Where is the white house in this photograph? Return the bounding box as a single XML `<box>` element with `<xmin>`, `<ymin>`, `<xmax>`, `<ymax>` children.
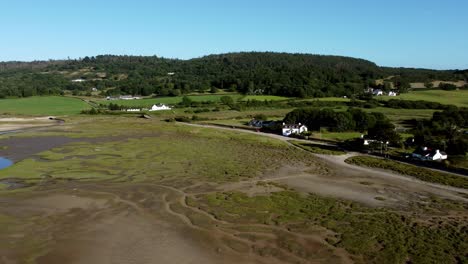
<box><xmin>149</xmin><ymin>104</ymin><xmax>171</xmax><ymax>111</ymax></box>
<box><xmin>388</xmin><ymin>91</ymin><xmax>398</xmax><ymax>96</ymax></box>
<box><xmin>282</xmin><ymin>123</ymin><xmax>307</xmax><ymax>137</ymax></box>
<box><xmin>71</xmin><ymin>78</ymin><xmax>86</xmax><ymax>83</ymax></box>
<box><xmin>412</xmin><ymin>147</ymin><xmax>448</xmax><ymax>161</ymax></box>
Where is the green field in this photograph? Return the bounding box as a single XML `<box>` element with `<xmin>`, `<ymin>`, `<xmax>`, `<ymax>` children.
<box><xmin>304</xmin><ymin>97</ymin><xmax>352</xmax><ymax>102</ymax></box>
<box><xmin>97</xmin><ymin>94</ymin><xmax>246</xmax><ymax>107</ymax></box>
<box><xmin>0</xmin><ymin>96</ymin><xmax>90</xmax><ymax>116</ymax></box>
<box><xmin>240</xmin><ymin>95</ymin><xmax>290</xmax><ymax>101</ymax></box>
<box><xmin>380</xmin><ymin>90</ymin><xmax>468</xmax><ymax>107</ymax></box>
<box><xmin>310</xmin><ymin>131</ymin><xmax>362</xmax><ymax>141</ymax></box>
<box><xmin>363</xmin><ymin>107</ymin><xmax>436</xmax><ymax>122</ymax></box>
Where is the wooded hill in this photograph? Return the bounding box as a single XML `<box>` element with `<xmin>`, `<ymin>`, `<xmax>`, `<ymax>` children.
<box><xmin>0</xmin><ymin>52</ymin><xmax>466</xmax><ymax>98</ymax></box>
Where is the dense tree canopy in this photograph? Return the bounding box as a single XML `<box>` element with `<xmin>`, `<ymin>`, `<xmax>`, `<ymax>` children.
<box><xmin>283</xmin><ymin>108</ymin><xmax>385</xmax><ymax>133</ymax></box>
<box><xmin>0</xmin><ymin>52</ymin><xmax>466</xmax><ymax>98</ymax></box>
<box><xmin>413</xmin><ymin>107</ymin><xmax>468</xmax><ymax>155</ymax></box>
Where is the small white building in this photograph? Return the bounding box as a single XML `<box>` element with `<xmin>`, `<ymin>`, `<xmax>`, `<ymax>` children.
<box><xmin>126</xmin><ymin>108</ymin><xmax>141</xmax><ymax>112</ymax></box>
<box><xmin>282</xmin><ymin>123</ymin><xmax>307</xmax><ymax>137</ymax></box>
<box><xmin>71</xmin><ymin>78</ymin><xmax>86</xmax><ymax>83</ymax></box>
<box><xmin>149</xmin><ymin>104</ymin><xmax>172</xmax><ymax>111</ymax></box>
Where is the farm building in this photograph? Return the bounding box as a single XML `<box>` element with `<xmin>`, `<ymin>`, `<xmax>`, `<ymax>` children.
<box><xmin>411</xmin><ymin>147</ymin><xmax>448</xmax><ymax>161</ymax></box>
<box><xmin>149</xmin><ymin>104</ymin><xmax>171</xmax><ymax>111</ymax></box>
<box><xmin>282</xmin><ymin>123</ymin><xmax>307</xmax><ymax>137</ymax></box>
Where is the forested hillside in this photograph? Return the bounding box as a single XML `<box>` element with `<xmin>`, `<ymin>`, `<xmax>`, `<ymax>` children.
<box><xmin>1</xmin><ymin>52</ymin><xmax>466</xmax><ymax>98</ymax></box>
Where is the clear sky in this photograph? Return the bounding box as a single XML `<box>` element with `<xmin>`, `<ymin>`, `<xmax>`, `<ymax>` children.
<box><xmin>1</xmin><ymin>0</ymin><xmax>467</xmax><ymax>69</ymax></box>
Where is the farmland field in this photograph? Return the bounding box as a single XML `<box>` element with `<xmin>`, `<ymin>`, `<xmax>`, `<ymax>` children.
<box><xmin>363</xmin><ymin>107</ymin><xmax>436</xmax><ymax>122</ymax></box>
<box><xmin>380</xmin><ymin>90</ymin><xmax>468</xmax><ymax>107</ymax></box>
<box><xmin>0</xmin><ymin>96</ymin><xmax>90</xmax><ymax>116</ymax></box>
<box><xmin>240</xmin><ymin>95</ymin><xmax>290</xmax><ymax>101</ymax></box>
<box><xmin>96</xmin><ymin>94</ymin><xmax>243</xmax><ymax>107</ymax></box>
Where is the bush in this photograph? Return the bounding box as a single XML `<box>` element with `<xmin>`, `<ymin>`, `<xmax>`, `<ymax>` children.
<box><xmin>439</xmin><ymin>82</ymin><xmax>457</xmax><ymax>91</ymax></box>
<box><xmin>174</xmin><ymin>116</ymin><xmax>191</xmax><ymax>122</ymax></box>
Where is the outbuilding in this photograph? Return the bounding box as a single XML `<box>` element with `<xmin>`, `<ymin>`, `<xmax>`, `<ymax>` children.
<box><xmin>282</xmin><ymin>123</ymin><xmax>307</xmax><ymax>137</ymax></box>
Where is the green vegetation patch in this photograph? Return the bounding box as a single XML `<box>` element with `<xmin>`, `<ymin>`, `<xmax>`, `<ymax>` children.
<box><xmin>290</xmin><ymin>141</ymin><xmax>346</xmax><ymax>155</ymax></box>
<box><xmin>345</xmin><ymin>156</ymin><xmax>468</xmax><ymax>189</ymax></box>
<box><xmin>192</xmin><ymin>191</ymin><xmax>467</xmax><ymax>264</ymax></box>
<box><xmin>240</xmin><ymin>95</ymin><xmax>290</xmax><ymax>101</ymax></box>
<box><xmin>0</xmin><ymin>96</ymin><xmax>90</xmax><ymax>116</ymax></box>
<box><xmin>0</xmin><ymin>118</ymin><xmax>321</xmax><ymax>184</ymax></box>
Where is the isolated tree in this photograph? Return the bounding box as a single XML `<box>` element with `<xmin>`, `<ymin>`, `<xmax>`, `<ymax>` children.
<box><xmin>220</xmin><ymin>96</ymin><xmax>234</xmax><ymax>106</ymax></box>
<box><xmin>181</xmin><ymin>96</ymin><xmax>192</xmax><ymax>107</ymax></box>
<box><xmin>368</xmin><ymin>120</ymin><xmax>401</xmax><ymax>144</ymax></box>
<box><xmin>424</xmin><ymin>82</ymin><xmax>434</xmax><ymax>89</ymax></box>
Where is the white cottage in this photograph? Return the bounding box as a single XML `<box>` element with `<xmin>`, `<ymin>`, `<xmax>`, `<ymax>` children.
<box><xmin>282</xmin><ymin>123</ymin><xmax>308</xmax><ymax>137</ymax></box>
<box><xmin>149</xmin><ymin>104</ymin><xmax>171</xmax><ymax>111</ymax></box>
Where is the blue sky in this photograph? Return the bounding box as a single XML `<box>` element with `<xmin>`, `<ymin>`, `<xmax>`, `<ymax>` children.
<box><xmin>0</xmin><ymin>0</ymin><xmax>467</xmax><ymax>69</ymax></box>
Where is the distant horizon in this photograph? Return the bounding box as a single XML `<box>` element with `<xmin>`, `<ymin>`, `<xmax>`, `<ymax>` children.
<box><xmin>1</xmin><ymin>0</ymin><xmax>467</xmax><ymax>70</ymax></box>
<box><xmin>1</xmin><ymin>51</ymin><xmax>466</xmax><ymax>71</ymax></box>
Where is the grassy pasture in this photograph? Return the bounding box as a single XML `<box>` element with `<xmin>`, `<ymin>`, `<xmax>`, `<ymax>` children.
<box><xmin>380</xmin><ymin>90</ymin><xmax>468</xmax><ymax>108</ymax></box>
<box><xmin>240</xmin><ymin>95</ymin><xmax>290</xmax><ymax>101</ymax></box>
<box><xmin>362</xmin><ymin>107</ymin><xmax>436</xmax><ymax>123</ymax></box>
<box><xmin>0</xmin><ymin>96</ymin><xmax>90</xmax><ymax>116</ymax></box>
